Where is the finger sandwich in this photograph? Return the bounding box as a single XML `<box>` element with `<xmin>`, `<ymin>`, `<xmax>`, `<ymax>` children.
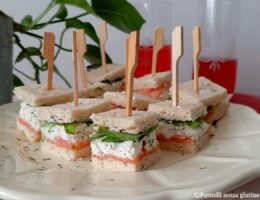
<box><xmin>148</xmin><ymin>96</ymin><xmax>211</xmax><ymax>154</ymax></box>
<box><xmin>179</xmin><ymin>76</ymin><xmax>229</xmax><ymax>124</ymax></box>
<box><xmin>14</xmin><ymin>84</ymin><xmax>73</xmax><ymax>142</ymax></box>
<box><xmin>37</xmin><ymin>98</ymin><xmax>110</xmax><ymax>161</ymax></box>
<box><xmin>133</xmin><ymin>71</ymin><xmax>171</xmax><ymax>100</ymax></box>
<box><xmin>90</xmin><ymin>108</ymin><xmax>160</xmax><ymax>172</ymax></box>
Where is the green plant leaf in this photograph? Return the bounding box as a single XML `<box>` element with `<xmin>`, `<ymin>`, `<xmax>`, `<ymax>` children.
<box><xmin>65</xmin><ymin>19</ymin><xmax>99</xmax><ymax>44</ymax></box>
<box><xmin>55</xmin><ymin>5</ymin><xmax>68</xmax><ymax>19</ymax></box>
<box><xmin>54</xmin><ymin>0</ymin><xmax>94</xmax><ymax>14</ymax></box>
<box><xmin>84</xmin><ymin>44</ymin><xmax>112</xmax><ymax>64</ymax></box>
<box><xmin>20</xmin><ymin>15</ymin><xmax>33</xmax><ymax>27</ymax></box>
<box><xmin>15</xmin><ymin>47</ymin><xmax>42</xmax><ymax>63</ymax></box>
<box><xmin>12</xmin><ymin>74</ymin><xmax>24</xmax><ymax>90</ymax></box>
<box><xmin>91</xmin><ymin>0</ymin><xmax>145</xmax><ymax>33</ymax></box>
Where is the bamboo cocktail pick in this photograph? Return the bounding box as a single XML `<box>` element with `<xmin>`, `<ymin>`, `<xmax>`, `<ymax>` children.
<box><xmin>43</xmin><ymin>32</ymin><xmax>55</xmax><ymax>90</ymax></box>
<box><xmin>72</xmin><ymin>31</ymin><xmax>79</xmax><ymax>107</ymax></box>
<box><xmin>152</xmin><ymin>27</ymin><xmax>164</xmax><ymax>76</ymax></box>
<box><xmin>99</xmin><ymin>20</ymin><xmax>108</xmax><ymax>72</ymax></box>
<box><xmin>125</xmin><ymin>37</ymin><xmax>130</xmax><ymax>91</ymax></box>
<box><xmin>171</xmin><ymin>26</ymin><xmax>183</xmax><ymax>107</ymax></box>
<box><xmin>76</xmin><ymin>29</ymin><xmax>88</xmax><ymax>88</ymax></box>
<box><xmin>193</xmin><ymin>26</ymin><xmax>201</xmax><ymax>93</ymax></box>
<box><xmin>126</xmin><ymin>31</ymin><xmax>139</xmax><ymax>117</ymax></box>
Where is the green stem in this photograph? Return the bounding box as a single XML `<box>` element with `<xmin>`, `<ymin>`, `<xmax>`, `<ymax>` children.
<box><xmin>13</xmin><ymin>67</ymin><xmax>35</xmax><ymax>81</ymax></box>
<box><xmin>30</xmin><ymin>0</ymin><xmax>55</xmax><ymax>28</ymax></box>
<box><xmin>54</xmin><ymin>66</ymin><xmax>71</xmax><ymax>88</ymax></box>
<box><xmin>34</xmin><ymin>12</ymin><xmax>88</xmax><ymax>28</ymax></box>
<box><xmin>54</xmin><ymin>28</ymin><xmax>67</xmax><ymax>60</ymax></box>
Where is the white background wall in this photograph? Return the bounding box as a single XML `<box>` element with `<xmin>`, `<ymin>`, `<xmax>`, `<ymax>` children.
<box><xmin>1</xmin><ymin>0</ymin><xmax>260</xmax><ymax>96</ymax></box>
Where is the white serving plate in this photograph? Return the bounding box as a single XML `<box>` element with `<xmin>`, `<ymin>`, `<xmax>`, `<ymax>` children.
<box><xmin>0</xmin><ymin>103</ymin><xmax>260</xmax><ymax>200</ymax></box>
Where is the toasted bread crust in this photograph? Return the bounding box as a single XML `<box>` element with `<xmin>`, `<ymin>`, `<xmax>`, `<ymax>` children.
<box><xmin>17</xmin><ymin>119</ymin><xmax>41</xmax><ymax>142</ymax></box>
<box><xmin>91</xmin><ymin>149</ymin><xmax>161</xmax><ymax>172</ymax></box>
<box><xmin>158</xmin><ymin>128</ymin><xmax>212</xmax><ymax>154</ymax></box>
<box><xmin>42</xmin><ymin>140</ymin><xmax>91</xmax><ymax>161</ymax></box>
<box><xmin>14</xmin><ymin>84</ymin><xmax>73</xmax><ymax>106</ymax></box>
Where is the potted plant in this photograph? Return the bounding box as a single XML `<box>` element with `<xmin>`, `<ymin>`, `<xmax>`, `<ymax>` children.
<box><xmin>0</xmin><ymin>0</ymin><xmax>145</xmax><ymax>105</ymax></box>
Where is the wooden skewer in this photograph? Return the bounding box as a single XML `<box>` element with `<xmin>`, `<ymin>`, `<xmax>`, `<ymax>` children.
<box><xmin>151</xmin><ymin>27</ymin><xmax>164</xmax><ymax>76</ymax></box>
<box><xmin>193</xmin><ymin>26</ymin><xmax>201</xmax><ymax>93</ymax></box>
<box><xmin>99</xmin><ymin>20</ymin><xmax>108</xmax><ymax>72</ymax></box>
<box><xmin>171</xmin><ymin>26</ymin><xmax>183</xmax><ymax>107</ymax></box>
<box><xmin>76</xmin><ymin>29</ymin><xmax>88</xmax><ymax>88</ymax></box>
<box><xmin>72</xmin><ymin>31</ymin><xmax>78</xmax><ymax>107</ymax></box>
<box><xmin>43</xmin><ymin>32</ymin><xmax>55</xmax><ymax>90</ymax></box>
<box><xmin>125</xmin><ymin>37</ymin><xmax>130</xmax><ymax>92</ymax></box>
<box><xmin>126</xmin><ymin>31</ymin><xmax>139</xmax><ymax>117</ymax></box>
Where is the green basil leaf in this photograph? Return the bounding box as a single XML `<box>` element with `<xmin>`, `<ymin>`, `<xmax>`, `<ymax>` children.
<box><xmin>64</xmin><ymin>123</ymin><xmax>77</xmax><ymax>134</ymax></box>
<box><xmin>55</xmin><ymin>5</ymin><xmax>68</xmax><ymax>19</ymax></box>
<box><xmin>66</xmin><ymin>19</ymin><xmax>99</xmax><ymax>44</ymax></box>
<box><xmin>84</xmin><ymin>44</ymin><xmax>112</xmax><ymax>64</ymax></box>
<box><xmin>15</xmin><ymin>47</ymin><xmax>42</xmax><ymax>63</ymax></box>
<box><xmin>54</xmin><ymin>0</ymin><xmax>95</xmax><ymax>14</ymax></box>
<box><xmin>20</xmin><ymin>15</ymin><xmax>33</xmax><ymax>27</ymax></box>
<box><xmin>91</xmin><ymin>0</ymin><xmax>145</xmax><ymax>33</ymax></box>
<box><xmin>90</xmin><ymin>125</ymin><xmax>158</xmax><ymax>142</ymax></box>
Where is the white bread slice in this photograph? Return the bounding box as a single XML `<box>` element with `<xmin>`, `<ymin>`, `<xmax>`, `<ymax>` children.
<box><xmin>87</xmin><ymin>64</ymin><xmax>125</xmax><ymax>83</ymax></box>
<box><xmin>37</xmin><ymin>98</ymin><xmax>110</xmax><ymax>123</ymax></box>
<box><xmin>179</xmin><ymin>76</ymin><xmax>227</xmax><ymax>106</ymax></box>
<box><xmin>17</xmin><ymin>118</ymin><xmax>41</xmax><ymax>142</ymax></box>
<box><xmin>148</xmin><ymin>98</ymin><xmax>206</xmax><ymax>121</ymax></box>
<box><xmin>14</xmin><ymin>84</ymin><xmax>73</xmax><ymax>106</ymax></box>
<box><xmin>78</xmin><ymin>84</ymin><xmax>104</xmax><ymax>98</ymax></box>
<box><xmin>205</xmin><ymin>101</ymin><xmax>230</xmax><ymax>124</ymax></box>
<box><xmin>42</xmin><ymin>140</ymin><xmax>91</xmax><ymax>161</ymax></box>
<box><xmin>133</xmin><ymin>71</ymin><xmax>171</xmax><ymax>90</ymax></box>
<box><xmin>90</xmin><ymin>108</ymin><xmax>158</xmax><ymax>134</ymax></box>
<box><xmin>104</xmin><ymin>91</ymin><xmax>159</xmax><ymax>111</ymax></box>
<box><xmin>159</xmin><ymin>127</ymin><xmax>212</xmax><ymax>153</ymax></box>
<box><xmin>91</xmin><ymin>148</ymin><xmax>160</xmax><ymax>172</ymax></box>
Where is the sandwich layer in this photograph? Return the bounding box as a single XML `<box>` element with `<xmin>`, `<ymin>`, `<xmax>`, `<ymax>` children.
<box><xmin>17</xmin><ymin>118</ymin><xmax>41</xmax><ymax>142</ymax></box>
<box><xmin>14</xmin><ymin>84</ymin><xmax>73</xmax><ymax>106</ymax></box>
<box><xmin>19</xmin><ymin>102</ymin><xmax>40</xmax><ymax>130</ymax></box>
<box><xmin>91</xmin><ymin>108</ymin><xmax>158</xmax><ymax>134</ymax></box>
<box><xmin>203</xmin><ymin>101</ymin><xmax>230</xmax><ymax>124</ymax></box>
<box><xmin>134</xmin><ymin>71</ymin><xmax>171</xmax><ymax>90</ymax></box>
<box><xmin>42</xmin><ymin>140</ymin><xmax>91</xmax><ymax>161</ymax></box>
<box><xmin>37</xmin><ymin>98</ymin><xmax>110</xmax><ymax>123</ymax></box>
<box><xmin>78</xmin><ymin>84</ymin><xmax>105</xmax><ymax>98</ymax></box>
<box><xmin>179</xmin><ymin>76</ymin><xmax>227</xmax><ymax>107</ymax></box>
<box><xmin>158</xmin><ymin>128</ymin><xmax>212</xmax><ymax>153</ymax></box>
<box><xmin>104</xmin><ymin>91</ymin><xmax>158</xmax><ymax>111</ymax></box>
<box><xmin>92</xmin><ymin>148</ymin><xmax>160</xmax><ymax>172</ymax></box>
<box><xmin>148</xmin><ymin>99</ymin><xmax>206</xmax><ymax>121</ymax></box>
<box><xmin>87</xmin><ymin>64</ymin><xmax>125</xmax><ymax>83</ymax></box>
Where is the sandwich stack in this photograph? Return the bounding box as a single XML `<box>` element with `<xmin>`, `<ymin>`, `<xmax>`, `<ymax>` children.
<box><xmin>89</xmin><ymin>31</ymin><xmax>161</xmax><ymax>172</ymax></box>
<box><xmin>14</xmin><ymin>32</ymin><xmax>73</xmax><ymax>142</ymax></box>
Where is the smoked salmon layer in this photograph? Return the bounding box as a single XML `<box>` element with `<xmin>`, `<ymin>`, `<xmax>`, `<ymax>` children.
<box><xmin>17</xmin><ymin>102</ymin><xmax>41</xmax><ymax>142</ymax></box>
<box><xmin>41</xmin><ymin>121</ymin><xmax>93</xmax><ymax>161</ymax></box>
<box><xmin>156</xmin><ymin>118</ymin><xmax>211</xmax><ymax>154</ymax></box>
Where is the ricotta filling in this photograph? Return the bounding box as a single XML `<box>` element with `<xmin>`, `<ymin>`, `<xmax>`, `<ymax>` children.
<box><xmin>157</xmin><ymin>120</ymin><xmax>209</xmax><ymax>141</ymax></box>
<box><xmin>19</xmin><ymin>102</ymin><xmax>40</xmax><ymax>130</ymax></box>
<box><xmin>41</xmin><ymin>123</ymin><xmax>93</xmax><ymax>143</ymax></box>
<box><xmin>91</xmin><ymin>131</ymin><xmax>158</xmax><ymax>160</ymax></box>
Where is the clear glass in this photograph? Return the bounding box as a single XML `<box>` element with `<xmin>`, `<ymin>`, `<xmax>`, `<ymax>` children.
<box><xmin>134</xmin><ymin>0</ymin><xmax>173</xmax><ymax>77</ymax></box>
<box><xmin>198</xmin><ymin>0</ymin><xmax>241</xmax><ymax>93</ymax></box>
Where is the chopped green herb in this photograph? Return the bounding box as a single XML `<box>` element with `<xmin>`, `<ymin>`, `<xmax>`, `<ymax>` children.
<box><xmin>90</xmin><ymin>125</ymin><xmax>158</xmax><ymax>143</ymax></box>
<box><xmin>159</xmin><ymin>118</ymin><xmax>203</xmax><ymax>129</ymax></box>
